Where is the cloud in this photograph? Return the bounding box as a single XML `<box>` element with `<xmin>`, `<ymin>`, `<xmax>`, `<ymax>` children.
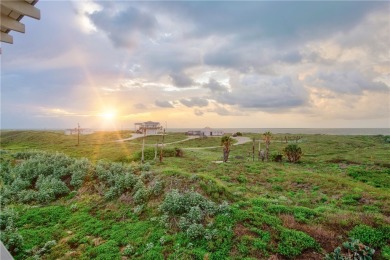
<box><xmin>306</xmin><ymin>70</ymin><xmax>388</xmax><ymax>95</ymax></box>
<box><xmin>88</xmin><ymin>6</ymin><xmax>157</xmax><ymax>48</ymax></box>
<box><xmin>213</xmin><ymin>74</ymin><xmax>307</xmax><ymax>110</ymax></box>
<box><xmin>1</xmin><ymin>1</ymin><xmax>389</xmax><ymax>128</ymax></box>
<box><xmin>180</xmin><ymin>97</ymin><xmax>209</xmax><ymax>107</ymax></box>
<box><xmin>203</xmin><ymin>78</ymin><xmax>228</xmax><ymax>92</ymax></box>
<box><xmin>170</xmin><ymin>72</ymin><xmax>195</xmax><ymax>88</ymax></box>
<box><xmin>155</xmin><ymin>100</ymin><xmax>174</xmax><ymax>108</ymax></box>
<box><xmin>194</xmin><ymin>109</ymin><xmax>204</xmax><ymax>116</ymax></box>
<box><xmin>134</xmin><ymin>103</ymin><xmax>147</xmax><ymax>110</ymax></box>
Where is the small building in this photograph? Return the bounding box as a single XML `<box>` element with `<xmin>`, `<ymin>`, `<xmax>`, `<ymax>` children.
<box><xmin>186</xmin><ymin>127</ymin><xmax>224</xmax><ymax>136</ymax></box>
<box><xmin>135</xmin><ymin>121</ymin><xmax>162</xmax><ymax>135</ymax></box>
<box><xmin>202</xmin><ymin>127</ymin><xmax>224</xmax><ymax>136</ymax></box>
<box><xmin>186</xmin><ymin>130</ymin><xmax>202</xmax><ymax>136</ymax></box>
<box><xmin>64</xmin><ymin>128</ymin><xmax>94</xmax><ymax>135</ymax></box>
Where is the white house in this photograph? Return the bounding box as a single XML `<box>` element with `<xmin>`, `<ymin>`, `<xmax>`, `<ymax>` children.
<box><xmin>186</xmin><ymin>127</ymin><xmax>224</xmax><ymax>136</ymax></box>
<box><xmin>135</xmin><ymin>121</ymin><xmax>162</xmax><ymax>136</ymax></box>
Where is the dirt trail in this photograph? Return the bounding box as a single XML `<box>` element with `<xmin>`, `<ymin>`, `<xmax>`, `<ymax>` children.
<box><xmin>115</xmin><ymin>135</ymin><xmax>252</xmax><ymax>149</ymax></box>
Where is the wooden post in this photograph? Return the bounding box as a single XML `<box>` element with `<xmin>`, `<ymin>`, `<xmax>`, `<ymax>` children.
<box><xmin>154</xmin><ymin>139</ymin><xmax>158</xmax><ymax>161</ymax></box>
<box><xmin>252</xmin><ymin>137</ymin><xmax>255</xmax><ymax>162</ymax></box>
<box><xmin>141</xmin><ymin>128</ymin><xmax>146</xmax><ymax>164</ymax></box>
<box><xmin>159</xmin><ymin>128</ymin><xmax>165</xmax><ymax>162</ymax></box>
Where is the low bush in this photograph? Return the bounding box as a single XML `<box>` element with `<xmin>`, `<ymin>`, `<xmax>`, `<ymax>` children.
<box><xmin>33</xmin><ymin>240</ymin><xmax>57</xmax><ymax>258</ymax></box>
<box><xmin>349</xmin><ymin>224</ymin><xmax>389</xmax><ymax>248</ymax></box>
<box><xmin>277</xmin><ymin>229</ymin><xmax>318</xmax><ymax>257</ymax></box>
<box><xmin>283</xmin><ymin>144</ymin><xmax>303</xmax><ymax>163</ymax></box>
<box><xmin>0</xmin><ymin>208</ymin><xmax>24</xmax><ymax>255</ymax></box>
<box><xmin>159</xmin><ymin>189</ymin><xmax>230</xmax><ymax>240</ymax></box>
<box><xmin>270</xmin><ymin>152</ymin><xmax>283</xmax><ymax>162</ymax></box>
<box><xmin>0</xmin><ymin>151</ymin><xmax>90</xmax><ymax>205</ymax></box>
<box><xmin>325</xmin><ymin>238</ymin><xmax>375</xmax><ymax>260</ymax></box>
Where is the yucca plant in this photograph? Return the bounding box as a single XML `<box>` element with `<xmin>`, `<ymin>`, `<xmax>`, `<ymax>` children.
<box><xmin>283</xmin><ymin>144</ymin><xmax>302</xmax><ymax>163</ymax></box>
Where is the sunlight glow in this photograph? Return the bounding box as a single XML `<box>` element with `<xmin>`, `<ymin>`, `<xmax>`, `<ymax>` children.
<box><xmin>100</xmin><ymin>109</ymin><xmax>117</xmax><ymax>120</ymax></box>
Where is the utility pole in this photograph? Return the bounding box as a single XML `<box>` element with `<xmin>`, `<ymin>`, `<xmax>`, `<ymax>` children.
<box><xmin>77</xmin><ymin>123</ymin><xmax>80</xmax><ymax>146</ymax></box>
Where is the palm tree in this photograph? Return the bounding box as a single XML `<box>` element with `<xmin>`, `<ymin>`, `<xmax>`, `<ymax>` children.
<box><xmin>262</xmin><ymin>131</ymin><xmax>272</xmax><ymax>161</ymax></box>
<box><xmin>221</xmin><ymin>135</ymin><xmax>233</xmax><ymax>162</ymax></box>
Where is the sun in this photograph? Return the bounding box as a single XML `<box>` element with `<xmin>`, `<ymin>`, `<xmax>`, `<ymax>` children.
<box><xmin>100</xmin><ymin>109</ymin><xmax>117</xmax><ymax>120</ymax></box>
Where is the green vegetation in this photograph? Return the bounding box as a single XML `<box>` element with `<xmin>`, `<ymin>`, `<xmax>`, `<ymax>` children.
<box><xmin>325</xmin><ymin>238</ymin><xmax>375</xmax><ymax>260</ymax></box>
<box><xmin>283</xmin><ymin>144</ymin><xmax>303</xmax><ymax>163</ymax></box>
<box><xmin>0</xmin><ymin>130</ymin><xmax>389</xmax><ymax>259</ymax></box>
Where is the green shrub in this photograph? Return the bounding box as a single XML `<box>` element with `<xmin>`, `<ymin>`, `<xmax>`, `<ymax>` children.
<box><xmin>277</xmin><ymin>229</ymin><xmax>318</xmax><ymax>257</ymax></box>
<box><xmin>342</xmin><ymin>193</ymin><xmax>362</xmax><ymax>206</ymax></box>
<box><xmin>95</xmin><ymin>160</ymin><xmax>140</xmax><ymax>200</ymax></box>
<box><xmin>325</xmin><ymin>238</ymin><xmax>375</xmax><ymax>260</ymax></box>
<box><xmin>122</xmin><ymin>244</ymin><xmax>135</xmax><ymax>256</ymax></box>
<box><xmin>0</xmin><ymin>225</ymin><xmax>24</xmax><ymax>255</ymax></box>
<box><xmin>293</xmin><ymin>206</ymin><xmax>317</xmax><ymax>222</ymax></box>
<box><xmin>149</xmin><ymin>179</ymin><xmax>164</xmax><ymax>196</ymax></box>
<box><xmin>159</xmin><ymin>189</ymin><xmax>230</xmax><ymax>240</ymax></box>
<box><xmin>69</xmin><ymin>158</ymin><xmax>91</xmax><ymax>188</ymax></box>
<box><xmin>85</xmin><ymin>240</ymin><xmax>120</xmax><ymax>259</ymax></box>
<box><xmin>267</xmin><ymin>204</ymin><xmax>292</xmax><ymax>215</ymax></box>
<box><xmin>382</xmin><ymin>245</ymin><xmax>390</xmax><ymax>259</ymax></box>
<box><xmin>0</xmin><ymin>208</ymin><xmax>24</xmax><ymax>255</ymax></box>
<box><xmin>133</xmin><ymin>185</ymin><xmax>149</xmax><ymax>205</ymax></box>
<box><xmin>270</xmin><ymin>152</ymin><xmax>283</xmax><ymax>162</ymax></box>
<box><xmin>237</xmin><ymin>175</ymin><xmax>247</xmax><ymax>183</ymax></box>
<box><xmin>347</xmin><ymin>166</ymin><xmax>390</xmax><ymax>188</ymax></box>
<box><xmin>349</xmin><ymin>225</ymin><xmax>389</xmax><ymax>248</ymax></box>
<box><xmin>283</xmin><ymin>144</ymin><xmax>303</xmax><ymax>163</ymax></box>
<box><xmin>2</xmin><ymin>151</ymin><xmax>90</xmax><ymax>205</ymax></box>
<box><xmin>33</xmin><ymin>240</ymin><xmax>57</xmax><ymax>258</ymax></box>
<box><xmin>186</xmin><ymin>223</ymin><xmax>205</xmax><ymax>239</ymax></box>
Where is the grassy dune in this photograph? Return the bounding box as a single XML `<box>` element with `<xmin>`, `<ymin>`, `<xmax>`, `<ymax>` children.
<box><xmin>0</xmin><ymin>130</ymin><xmax>389</xmax><ymax>259</ymax></box>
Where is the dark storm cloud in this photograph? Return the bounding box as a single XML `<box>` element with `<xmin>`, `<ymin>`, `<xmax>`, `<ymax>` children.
<box><xmin>155</xmin><ymin>100</ymin><xmax>174</xmax><ymax>108</ymax></box>
<box><xmin>180</xmin><ymin>97</ymin><xmax>209</xmax><ymax>107</ymax></box>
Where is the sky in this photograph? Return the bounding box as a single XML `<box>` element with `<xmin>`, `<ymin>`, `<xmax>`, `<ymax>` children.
<box><xmin>1</xmin><ymin>0</ymin><xmax>389</xmax><ymax>129</ymax></box>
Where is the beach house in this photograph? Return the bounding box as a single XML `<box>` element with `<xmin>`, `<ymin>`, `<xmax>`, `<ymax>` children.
<box><xmin>135</xmin><ymin>121</ymin><xmax>162</xmax><ymax>135</ymax></box>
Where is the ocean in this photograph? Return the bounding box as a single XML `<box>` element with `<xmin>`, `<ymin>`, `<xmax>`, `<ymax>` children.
<box><xmin>167</xmin><ymin>128</ymin><xmax>390</xmax><ymax>135</ymax></box>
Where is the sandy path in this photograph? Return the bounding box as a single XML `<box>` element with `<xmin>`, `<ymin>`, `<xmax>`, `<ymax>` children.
<box><xmin>182</xmin><ymin>136</ymin><xmax>252</xmax><ymax>150</ymax></box>
<box><xmin>116</xmin><ymin>135</ymin><xmax>252</xmax><ymax>149</ymax></box>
